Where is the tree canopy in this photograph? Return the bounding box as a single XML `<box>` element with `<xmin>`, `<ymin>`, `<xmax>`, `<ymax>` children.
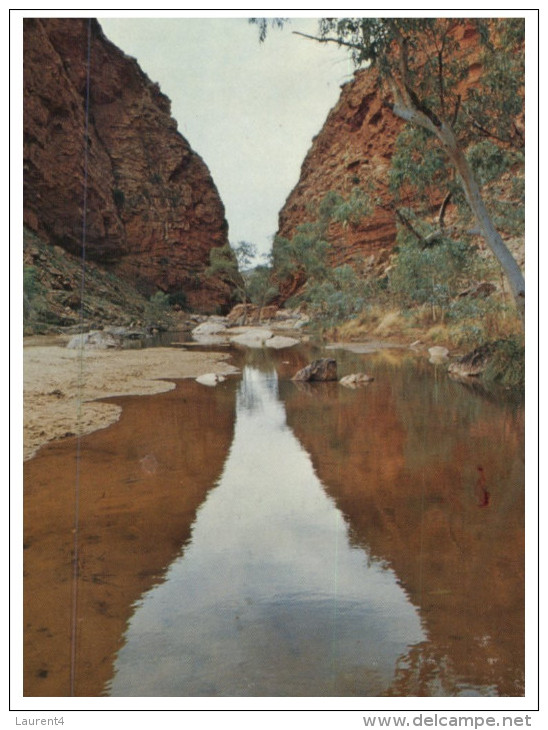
<box><xmin>305</xmin><ymin>19</ymin><xmax>524</xmax><ymax>155</ymax></box>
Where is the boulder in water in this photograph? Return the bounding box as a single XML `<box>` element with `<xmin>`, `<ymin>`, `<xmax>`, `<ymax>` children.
<box><xmin>448</xmin><ymin>342</ymin><xmax>496</xmax><ymax>378</ymax></box>
<box><xmin>191</xmin><ymin>319</ymin><xmax>229</xmax><ymax>344</ymax></box>
<box><xmin>230</xmin><ymin>328</ymin><xmax>273</xmax><ymax>348</ymax></box>
<box><xmin>428</xmin><ymin>346</ymin><xmax>450</xmax><ymax>364</ymax></box>
<box><xmin>339</xmin><ymin>372</ymin><xmax>374</xmax><ymax>388</ymax></box>
<box><xmin>292</xmin><ymin>358</ymin><xmax>338</xmax><ymax>382</ymax></box>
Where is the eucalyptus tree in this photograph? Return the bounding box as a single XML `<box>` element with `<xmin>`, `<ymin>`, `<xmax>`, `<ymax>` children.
<box><xmin>254</xmin><ymin>18</ymin><xmax>526</xmax><ymax>320</ymax></box>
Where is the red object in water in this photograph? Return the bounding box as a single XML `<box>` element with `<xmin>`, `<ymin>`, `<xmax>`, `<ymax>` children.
<box><xmin>475</xmin><ymin>466</ymin><xmax>491</xmax><ymax>507</ymax></box>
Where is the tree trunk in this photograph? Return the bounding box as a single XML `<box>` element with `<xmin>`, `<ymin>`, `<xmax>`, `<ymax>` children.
<box><xmin>444</xmin><ymin>133</ymin><xmax>525</xmax><ymax>321</ymax></box>
<box><xmin>391</xmin><ymin>101</ymin><xmax>525</xmax><ymax>322</ymax></box>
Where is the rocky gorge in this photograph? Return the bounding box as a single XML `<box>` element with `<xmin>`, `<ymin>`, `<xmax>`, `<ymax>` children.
<box><xmin>21</xmin><ymin>17</ymin><xmax>527</xmax><ymax>700</ymax></box>
<box><xmin>23</xmin><ymin>19</ymin><xmax>524</xmax><ymax>341</ymax></box>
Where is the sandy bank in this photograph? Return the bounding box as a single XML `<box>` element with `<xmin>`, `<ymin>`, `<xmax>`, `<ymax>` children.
<box><xmin>23</xmin><ymin>341</ymin><xmax>238</xmax><ymax>460</ymax></box>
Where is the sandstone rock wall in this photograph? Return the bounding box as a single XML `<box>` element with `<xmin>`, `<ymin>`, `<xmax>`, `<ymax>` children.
<box><xmin>24</xmin><ymin>18</ymin><xmax>231</xmax><ymax>312</ymax></box>
<box><xmin>278</xmin><ymin>65</ymin><xmax>404</xmax><ymax>273</ymax></box>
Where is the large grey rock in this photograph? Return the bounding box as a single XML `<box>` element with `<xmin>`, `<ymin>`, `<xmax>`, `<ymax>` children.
<box><xmin>191</xmin><ymin>319</ymin><xmax>229</xmax><ymax>344</ymax></box>
<box><xmin>265</xmin><ymin>335</ymin><xmax>299</xmax><ymax>349</ymax></box>
<box><xmin>428</xmin><ymin>346</ymin><xmax>450</xmax><ymax>364</ymax></box>
<box><xmin>428</xmin><ymin>346</ymin><xmax>449</xmax><ymax>358</ymax></box>
<box><xmin>272</xmin><ymin>310</ymin><xmax>310</xmax><ymax>330</ymax></box>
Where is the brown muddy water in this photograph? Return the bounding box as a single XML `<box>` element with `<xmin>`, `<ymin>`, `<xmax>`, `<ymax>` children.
<box><xmin>23</xmin><ymin>344</ymin><xmax>525</xmax><ymax>697</ymax></box>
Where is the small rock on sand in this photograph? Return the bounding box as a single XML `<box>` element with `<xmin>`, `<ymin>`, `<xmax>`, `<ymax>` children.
<box><xmin>196</xmin><ymin>373</ymin><xmax>226</xmax><ymax>387</ymax></box>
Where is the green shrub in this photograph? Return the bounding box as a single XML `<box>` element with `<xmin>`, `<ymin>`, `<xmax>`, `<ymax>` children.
<box><xmin>246</xmin><ymin>265</ymin><xmax>279</xmax><ymax>309</ymax></box>
<box><xmin>482</xmin><ymin>337</ymin><xmax>525</xmax><ymax>388</ymax></box>
<box><xmin>24</xmin><ymin>265</ymin><xmax>39</xmax><ymax>300</ymax></box>
<box><xmin>144</xmin><ymin>290</ymin><xmax>171</xmax><ymax>327</ymax></box>
<box><xmin>390</xmin><ymin>236</ymin><xmax>476</xmax><ymax>320</ymax></box>
<box><xmin>298</xmin><ymin>265</ymin><xmax>376</xmax><ymax>326</ymax></box>
<box><xmin>168</xmin><ymin>290</ymin><xmax>188</xmax><ymax>309</ymax></box>
<box><xmin>23</xmin><ymin>265</ymin><xmax>46</xmax><ymax>324</ymax></box>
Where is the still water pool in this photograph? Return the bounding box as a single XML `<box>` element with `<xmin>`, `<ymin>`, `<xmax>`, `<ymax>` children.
<box><xmin>23</xmin><ymin>345</ymin><xmax>525</xmax><ymax>697</ymax></box>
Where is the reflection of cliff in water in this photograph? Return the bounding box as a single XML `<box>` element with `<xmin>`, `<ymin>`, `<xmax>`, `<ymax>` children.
<box><xmin>282</xmin><ymin>354</ymin><xmax>525</xmax><ymax>696</ymax></box>
<box><xmin>107</xmin><ymin>364</ymin><xmax>426</xmax><ymax>697</ymax></box>
<box><xmin>23</xmin><ymin>379</ymin><xmax>238</xmax><ymax>697</ymax></box>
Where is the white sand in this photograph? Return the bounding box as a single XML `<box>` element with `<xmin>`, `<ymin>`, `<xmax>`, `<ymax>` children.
<box><xmin>23</xmin><ymin>342</ymin><xmax>237</xmax><ymax>460</ymax></box>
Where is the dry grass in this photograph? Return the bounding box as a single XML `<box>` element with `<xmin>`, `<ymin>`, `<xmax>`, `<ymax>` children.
<box><xmin>324</xmin><ymin>301</ymin><xmax>523</xmax><ymax>351</ymax></box>
<box><xmin>373</xmin><ymin>310</ymin><xmax>407</xmax><ymax>335</ymax></box>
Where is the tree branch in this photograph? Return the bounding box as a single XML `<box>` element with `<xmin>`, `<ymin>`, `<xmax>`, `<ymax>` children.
<box><xmin>395</xmin><ymin>202</ymin><xmax>481</xmax><ymax>249</ymax></box>
<box><xmin>388</xmin><ymin>23</ymin><xmax>415</xmax><ymax>111</ymax></box>
<box><xmin>438</xmin><ymin>191</ymin><xmax>452</xmax><ymax>230</ymax></box>
<box><xmin>451</xmin><ymin>94</ymin><xmax>461</xmax><ymax>126</ymax></box>
<box><xmin>389</xmin><ymin>96</ymin><xmax>440</xmax><ymax>136</ymax></box>
<box><xmin>380</xmin><ymin>23</ymin><xmax>443</xmax><ymax>131</ymax></box>
<box><xmin>437</xmin><ymin>50</ymin><xmax>445</xmax><ymax>117</ymax></box>
<box><xmin>292</xmin><ymin>30</ymin><xmax>364</xmax><ymax>52</ymax></box>
<box><xmin>394</xmin><ymin>208</ymin><xmax>427</xmax><ymax>245</ymax></box>
<box><xmin>404</xmin><ymin>84</ymin><xmax>442</xmax><ymax>128</ymax></box>
<box><xmin>463</xmin><ymin>108</ymin><xmax>514</xmax><ymax>145</ymax></box>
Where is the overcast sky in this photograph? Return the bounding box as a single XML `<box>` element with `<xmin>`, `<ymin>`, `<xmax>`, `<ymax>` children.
<box><xmin>98</xmin><ymin>16</ymin><xmax>353</xmax><ymax>260</ymax></box>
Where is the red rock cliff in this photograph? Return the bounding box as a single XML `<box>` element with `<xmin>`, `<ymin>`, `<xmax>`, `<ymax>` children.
<box><xmin>278</xmin><ymin>65</ymin><xmax>403</xmax><ymax>265</ymax></box>
<box><xmin>24</xmin><ymin>18</ymin><xmax>231</xmax><ymax>312</ymax></box>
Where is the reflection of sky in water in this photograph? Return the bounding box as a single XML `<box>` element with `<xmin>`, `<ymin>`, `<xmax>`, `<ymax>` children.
<box><xmin>107</xmin><ymin>367</ymin><xmax>424</xmax><ymax>697</ymax></box>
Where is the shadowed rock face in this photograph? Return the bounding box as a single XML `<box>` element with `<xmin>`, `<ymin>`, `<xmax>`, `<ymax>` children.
<box><xmin>23</xmin><ymin>18</ymin><xmax>231</xmax><ymax>312</ymax></box>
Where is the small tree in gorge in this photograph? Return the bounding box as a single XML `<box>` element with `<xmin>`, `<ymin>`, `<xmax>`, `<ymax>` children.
<box><xmin>246</xmin><ymin>263</ymin><xmax>279</xmax><ymax>318</ymax></box>
<box><xmin>254</xmin><ymin>18</ymin><xmax>525</xmax><ymax>321</ymax></box>
<box><xmin>206</xmin><ymin>241</ymin><xmax>257</xmax><ymax>307</ymax></box>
